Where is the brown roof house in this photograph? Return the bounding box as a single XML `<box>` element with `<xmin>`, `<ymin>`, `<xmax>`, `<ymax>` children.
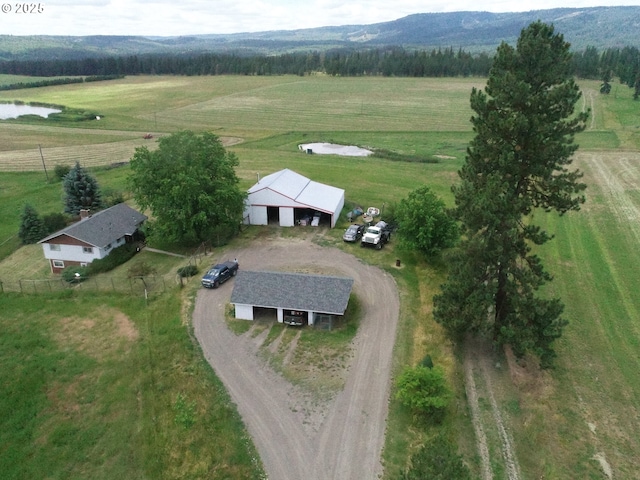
<box><xmin>38</xmin><ymin>203</ymin><xmax>147</xmax><ymax>274</ymax></box>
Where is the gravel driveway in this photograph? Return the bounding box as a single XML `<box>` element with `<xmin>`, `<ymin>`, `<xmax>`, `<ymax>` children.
<box><xmin>193</xmin><ymin>236</ymin><xmax>400</xmax><ymax>480</ymax></box>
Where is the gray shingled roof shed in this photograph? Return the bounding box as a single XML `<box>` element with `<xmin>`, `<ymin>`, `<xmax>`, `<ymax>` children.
<box><xmin>230</xmin><ymin>270</ymin><xmax>354</xmax><ymax>323</ymax></box>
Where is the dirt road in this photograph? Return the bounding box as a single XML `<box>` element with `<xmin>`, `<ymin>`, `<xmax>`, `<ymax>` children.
<box><xmin>193</xmin><ymin>236</ymin><xmax>400</xmax><ymax>480</ymax></box>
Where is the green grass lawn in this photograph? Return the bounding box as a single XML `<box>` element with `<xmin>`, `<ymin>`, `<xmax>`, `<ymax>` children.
<box><xmin>0</xmin><ymin>74</ymin><xmax>639</xmax><ymax>479</ymax></box>
<box><xmin>0</xmin><ymin>291</ymin><xmax>264</xmax><ymax>480</ymax></box>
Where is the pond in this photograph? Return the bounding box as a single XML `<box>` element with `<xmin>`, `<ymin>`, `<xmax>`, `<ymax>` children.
<box><xmin>298</xmin><ymin>142</ymin><xmax>373</xmax><ymax>157</ymax></box>
<box><xmin>0</xmin><ymin>103</ymin><xmax>61</xmax><ymax>119</ymax></box>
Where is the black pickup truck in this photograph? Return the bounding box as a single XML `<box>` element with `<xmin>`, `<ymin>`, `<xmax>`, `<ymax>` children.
<box><xmin>201</xmin><ymin>260</ymin><xmax>239</xmax><ymax>288</ymax></box>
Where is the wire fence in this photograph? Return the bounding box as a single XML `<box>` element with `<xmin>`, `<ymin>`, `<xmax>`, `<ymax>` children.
<box><xmin>0</xmin><ymin>274</ymin><xmax>180</xmax><ymax>297</ymax></box>
<box><xmin>0</xmin><ymin>241</ymin><xmax>219</xmax><ymax>297</ymax></box>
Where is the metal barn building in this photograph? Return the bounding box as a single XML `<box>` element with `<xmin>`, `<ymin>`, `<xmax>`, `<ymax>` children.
<box><xmin>230</xmin><ymin>270</ymin><xmax>354</xmax><ymax>326</ymax></box>
<box><xmin>244</xmin><ymin>169</ymin><xmax>345</xmax><ymax>228</ymax></box>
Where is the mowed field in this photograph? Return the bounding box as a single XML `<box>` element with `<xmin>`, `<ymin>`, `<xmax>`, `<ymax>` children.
<box><xmin>1</xmin><ymin>74</ymin><xmax>640</xmax><ymax>479</ymax></box>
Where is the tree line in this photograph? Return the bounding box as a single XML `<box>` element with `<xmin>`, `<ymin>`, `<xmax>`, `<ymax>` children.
<box><xmin>1</xmin><ymin>45</ymin><xmax>638</xmax><ymax>86</ymax></box>
<box><xmin>0</xmin><ymin>74</ymin><xmax>124</xmax><ymax>91</ymax></box>
<box><xmin>0</xmin><ymin>47</ymin><xmax>492</xmax><ymax>77</ymax></box>
<box><xmin>573</xmin><ymin>45</ymin><xmax>640</xmax><ymax>89</ymax></box>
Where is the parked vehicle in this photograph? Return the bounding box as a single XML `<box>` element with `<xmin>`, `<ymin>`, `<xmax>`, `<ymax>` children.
<box><xmin>343</xmin><ymin>224</ymin><xmax>365</xmax><ymax>242</ymax></box>
<box><xmin>361</xmin><ymin>221</ymin><xmax>391</xmax><ymax>249</ymax></box>
<box><xmin>201</xmin><ymin>259</ymin><xmax>239</xmax><ymax>288</ymax></box>
<box><xmin>311</xmin><ymin>211</ymin><xmax>321</xmax><ymax>227</ymax></box>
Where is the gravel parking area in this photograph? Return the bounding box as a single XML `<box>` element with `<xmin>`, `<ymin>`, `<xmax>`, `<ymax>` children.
<box><xmin>193</xmin><ymin>236</ymin><xmax>400</xmax><ymax>480</ymax></box>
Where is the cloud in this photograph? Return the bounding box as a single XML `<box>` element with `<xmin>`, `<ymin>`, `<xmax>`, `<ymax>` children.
<box><xmin>1</xmin><ymin>0</ymin><xmax>638</xmax><ymax>36</ymax></box>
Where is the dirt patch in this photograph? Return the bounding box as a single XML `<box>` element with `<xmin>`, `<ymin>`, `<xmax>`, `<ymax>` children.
<box><xmin>55</xmin><ymin>308</ymin><xmax>139</xmax><ymax>360</ymax></box>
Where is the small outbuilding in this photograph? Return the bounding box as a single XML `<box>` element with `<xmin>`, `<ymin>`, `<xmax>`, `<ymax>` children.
<box><xmin>244</xmin><ymin>169</ymin><xmax>345</xmax><ymax>228</ymax></box>
<box><xmin>230</xmin><ymin>270</ymin><xmax>354</xmax><ymax>327</ymax></box>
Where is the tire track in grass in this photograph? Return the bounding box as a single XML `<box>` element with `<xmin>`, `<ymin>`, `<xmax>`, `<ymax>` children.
<box><xmin>586</xmin><ymin>152</ymin><xmax>640</xmax><ymax>243</ymax></box>
<box><xmin>464</xmin><ymin>349</ymin><xmax>494</xmax><ymax>480</ymax></box>
<box><xmin>478</xmin><ymin>355</ymin><xmax>522</xmax><ymax>480</ymax></box>
<box><xmin>465</xmin><ymin>338</ymin><xmax>522</xmax><ymax>480</ymax></box>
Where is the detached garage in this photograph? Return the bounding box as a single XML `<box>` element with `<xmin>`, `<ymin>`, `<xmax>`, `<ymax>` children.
<box><xmin>230</xmin><ymin>270</ymin><xmax>354</xmax><ymax>327</ymax></box>
<box><xmin>244</xmin><ymin>169</ymin><xmax>345</xmax><ymax>228</ymax></box>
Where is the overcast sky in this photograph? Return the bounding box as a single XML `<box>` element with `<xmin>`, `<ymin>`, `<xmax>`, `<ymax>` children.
<box><xmin>1</xmin><ymin>1</ymin><xmax>637</xmax><ymax>36</ymax></box>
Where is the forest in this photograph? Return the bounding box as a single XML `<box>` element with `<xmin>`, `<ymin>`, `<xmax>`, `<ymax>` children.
<box><xmin>0</xmin><ymin>45</ymin><xmax>638</xmax><ymax>93</ymax></box>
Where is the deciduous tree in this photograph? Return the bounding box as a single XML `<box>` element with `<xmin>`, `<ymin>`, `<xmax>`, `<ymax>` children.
<box><xmin>129</xmin><ymin>130</ymin><xmax>246</xmax><ymax>244</ymax></box>
<box><xmin>433</xmin><ymin>22</ymin><xmax>588</xmax><ymax>367</ymax></box>
<box><xmin>395</xmin><ymin>185</ymin><xmax>458</xmax><ymax>256</ymax></box>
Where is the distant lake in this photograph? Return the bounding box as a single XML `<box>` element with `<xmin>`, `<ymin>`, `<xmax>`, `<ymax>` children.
<box><xmin>0</xmin><ymin>103</ymin><xmax>61</xmax><ymax>119</ymax></box>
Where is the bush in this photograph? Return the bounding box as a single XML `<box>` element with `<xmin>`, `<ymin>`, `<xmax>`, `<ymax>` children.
<box><xmin>401</xmin><ymin>432</ymin><xmax>471</xmax><ymax>480</ymax></box>
<box><xmin>127</xmin><ymin>261</ymin><xmax>157</xmax><ymax>278</ymax></box>
<box><xmin>42</xmin><ymin>212</ymin><xmax>68</xmax><ymax>235</ymax></box>
<box><xmin>61</xmin><ymin>265</ymin><xmax>89</xmax><ymax>283</ymax></box>
<box><xmin>102</xmin><ymin>188</ymin><xmax>125</xmax><ymax>208</ymax></box>
<box><xmin>177</xmin><ymin>265</ymin><xmax>198</xmax><ymax>278</ymax></box>
<box><xmin>86</xmin><ymin>243</ymin><xmax>138</xmax><ymax>275</ymax></box>
<box><xmin>396</xmin><ymin>365</ymin><xmax>450</xmax><ymax>421</ymax></box>
<box><xmin>53</xmin><ymin>164</ymin><xmax>71</xmax><ymax>181</ymax></box>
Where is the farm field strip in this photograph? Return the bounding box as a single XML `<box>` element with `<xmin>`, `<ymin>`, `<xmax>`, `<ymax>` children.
<box><xmin>530</xmin><ymin>151</ymin><xmax>640</xmax><ymax>479</ymax></box>
<box><xmin>0</xmin><ymin>138</ymin><xmax>159</xmax><ymax>171</ymax></box>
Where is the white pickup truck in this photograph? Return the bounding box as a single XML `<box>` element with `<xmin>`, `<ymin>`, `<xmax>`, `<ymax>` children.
<box><xmin>361</xmin><ymin>221</ymin><xmax>391</xmax><ymax>250</ymax></box>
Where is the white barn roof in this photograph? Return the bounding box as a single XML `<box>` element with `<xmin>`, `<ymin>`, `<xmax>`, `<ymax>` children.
<box><xmin>248</xmin><ymin>169</ymin><xmax>344</xmax><ymax>215</ymax></box>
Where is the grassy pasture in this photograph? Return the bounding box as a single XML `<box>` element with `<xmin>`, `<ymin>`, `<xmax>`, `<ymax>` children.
<box><xmin>0</xmin><ymin>74</ymin><xmax>639</xmax><ymax>479</ymax></box>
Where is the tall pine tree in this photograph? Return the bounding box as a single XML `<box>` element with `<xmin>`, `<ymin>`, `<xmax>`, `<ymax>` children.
<box><xmin>63</xmin><ymin>161</ymin><xmax>103</xmax><ymax>215</ymax></box>
<box><xmin>18</xmin><ymin>203</ymin><xmax>46</xmax><ymax>244</ymax></box>
<box><xmin>433</xmin><ymin>22</ymin><xmax>588</xmax><ymax>367</ymax></box>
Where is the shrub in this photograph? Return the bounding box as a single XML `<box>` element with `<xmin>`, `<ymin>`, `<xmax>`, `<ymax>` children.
<box><xmin>127</xmin><ymin>261</ymin><xmax>157</xmax><ymax>278</ymax></box>
<box><xmin>61</xmin><ymin>265</ymin><xmax>89</xmax><ymax>283</ymax></box>
<box><xmin>101</xmin><ymin>188</ymin><xmax>125</xmax><ymax>207</ymax></box>
<box><xmin>42</xmin><ymin>212</ymin><xmax>68</xmax><ymax>235</ymax></box>
<box><xmin>396</xmin><ymin>365</ymin><xmax>450</xmax><ymax>421</ymax></box>
<box><xmin>53</xmin><ymin>164</ymin><xmax>71</xmax><ymax>181</ymax></box>
<box><xmin>86</xmin><ymin>243</ymin><xmax>138</xmax><ymax>275</ymax></box>
<box><xmin>401</xmin><ymin>432</ymin><xmax>471</xmax><ymax>480</ymax></box>
<box><xmin>177</xmin><ymin>265</ymin><xmax>198</xmax><ymax>278</ymax></box>
<box><xmin>421</xmin><ymin>354</ymin><xmax>434</xmax><ymax>369</ymax></box>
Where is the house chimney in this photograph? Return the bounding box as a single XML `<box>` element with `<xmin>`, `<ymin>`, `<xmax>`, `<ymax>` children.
<box><xmin>80</xmin><ymin>209</ymin><xmax>90</xmax><ymax>220</ymax></box>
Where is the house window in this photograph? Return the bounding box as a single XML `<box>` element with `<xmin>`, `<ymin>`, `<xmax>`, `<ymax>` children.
<box><xmin>49</xmin><ymin>244</ymin><xmax>61</xmax><ymax>251</ymax></box>
<box><xmin>83</xmin><ymin>246</ymin><xmax>93</xmax><ymax>254</ymax></box>
<box><xmin>53</xmin><ymin>260</ymin><xmax>64</xmax><ymax>268</ymax></box>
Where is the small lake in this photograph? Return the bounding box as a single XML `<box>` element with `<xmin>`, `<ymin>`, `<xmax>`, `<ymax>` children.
<box><xmin>0</xmin><ymin>103</ymin><xmax>61</xmax><ymax>120</ymax></box>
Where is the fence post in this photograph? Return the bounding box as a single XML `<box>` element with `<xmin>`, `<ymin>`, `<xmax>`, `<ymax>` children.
<box><xmin>19</xmin><ymin>280</ymin><xmax>23</xmax><ymax>293</ymax></box>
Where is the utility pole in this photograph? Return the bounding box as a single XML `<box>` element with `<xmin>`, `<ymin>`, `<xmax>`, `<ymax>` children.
<box><xmin>39</xmin><ymin>144</ymin><xmax>49</xmax><ymax>182</ymax></box>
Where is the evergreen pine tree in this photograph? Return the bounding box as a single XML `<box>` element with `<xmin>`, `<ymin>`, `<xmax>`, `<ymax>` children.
<box><xmin>18</xmin><ymin>203</ymin><xmax>46</xmax><ymax>244</ymax></box>
<box><xmin>433</xmin><ymin>22</ymin><xmax>588</xmax><ymax>367</ymax></box>
<box><xmin>63</xmin><ymin>161</ymin><xmax>103</xmax><ymax>215</ymax></box>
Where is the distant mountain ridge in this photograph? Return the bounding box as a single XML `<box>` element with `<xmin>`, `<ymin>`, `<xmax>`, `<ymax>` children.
<box><xmin>0</xmin><ymin>7</ymin><xmax>638</xmax><ymax>61</ymax></box>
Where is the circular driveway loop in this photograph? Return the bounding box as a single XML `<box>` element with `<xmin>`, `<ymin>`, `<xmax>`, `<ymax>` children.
<box><xmin>193</xmin><ymin>237</ymin><xmax>400</xmax><ymax>480</ymax></box>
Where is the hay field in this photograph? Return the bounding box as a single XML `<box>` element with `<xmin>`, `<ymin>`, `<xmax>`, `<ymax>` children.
<box><xmin>0</xmin><ymin>75</ymin><xmax>483</xmax><ymax>173</ymax></box>
<box><xmin>1</xmin><ymin>75</ymin><xmax>640</xmax><ymax>479</ymax></box>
